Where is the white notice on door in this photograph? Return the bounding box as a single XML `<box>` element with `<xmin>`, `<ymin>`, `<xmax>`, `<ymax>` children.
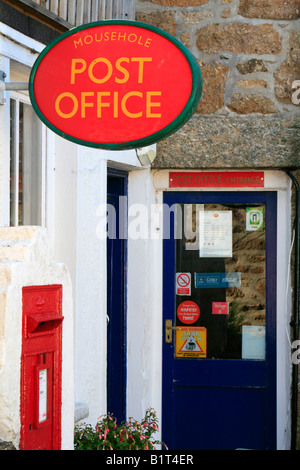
<box><xmin>199</xmin><ymin>211</ymin><xmax>232</xmax><ymax>258</ymax></box>
<box><xmin>242</xmin><ymin>326</ymin><xmax>265</xmax><ymax>360</ymax></box>
<box><xmin>39</xmin><ymin>369</ymin><xmax>47</xmax><ymax>423</ymax></box>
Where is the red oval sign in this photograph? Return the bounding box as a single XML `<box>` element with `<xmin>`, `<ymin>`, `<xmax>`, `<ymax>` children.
<box><xmin>177</xmin><ymin>301</ymin><xmax>200</xmax><ymax>325</ymax></box>
<box><xmin>29</xmin><ymin>20</ymin><xmax>202</xmax><ymax>150</ymax></box>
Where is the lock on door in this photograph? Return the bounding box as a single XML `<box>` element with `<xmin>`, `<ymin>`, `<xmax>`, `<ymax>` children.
<box><xmin>165</xmin><ymin>320</ymin><xmax>184</xmax><ymax>343</ymax></box>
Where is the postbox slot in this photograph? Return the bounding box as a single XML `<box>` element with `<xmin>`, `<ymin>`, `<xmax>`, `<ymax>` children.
<box><xmin>27</xmin><ymin>312</ymin><xmax>64</xmax><ymax>335</ymax></box>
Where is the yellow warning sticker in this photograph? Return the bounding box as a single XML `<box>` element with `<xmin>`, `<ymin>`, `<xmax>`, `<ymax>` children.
<box><xmin>175</xmin><ymin>327</ymin><xmax>207</xmax><ymax>358</ymax></box>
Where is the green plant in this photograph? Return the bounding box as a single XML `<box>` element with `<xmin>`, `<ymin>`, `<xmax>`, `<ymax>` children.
<box><xmin>74</xmin><ymin>407</ymin><xmax>168</xmax><ymax>450</ymax></box>
<box><xmin>228</xmin><ymin>301</ymin><xmax>245</xmax><ymax>336</ymax></box>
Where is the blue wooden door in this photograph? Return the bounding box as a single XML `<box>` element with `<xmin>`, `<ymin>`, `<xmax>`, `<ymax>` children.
<box><xmin>107</xmin><ymin>171</ymin><xmax>127</xmax><ymax>423</ymax></box>
<box><xmin>162</xmin><ymin>191</ymin><xmax>277</xmax><ymax>450</ymax></box>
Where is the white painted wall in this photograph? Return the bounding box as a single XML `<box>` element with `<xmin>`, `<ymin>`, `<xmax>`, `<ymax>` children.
<box><xmin>276</xmin><ymin>184</ymin><xmax>293</xmax><ymax>450</ymax></box>
<box><xmin>74</xmin><ymin>147</ymin><xmax>144</xmax><ymax>426</ymax></box>
<box><xmin>126</xmin><ymin>168</ymin><xmax>163</xmax><ymax>432</ymax></box>
<box><xmin>75</xmin><ymin>149</ymin><xmax>107</xmax><ymax>425</ymax></box>
<box><xmin>52</xmin><ymin>134</ymin><xmax>78</xmax><ymax>328</ymax></box>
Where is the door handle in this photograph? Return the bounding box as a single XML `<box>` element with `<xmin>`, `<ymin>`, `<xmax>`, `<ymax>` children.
<box><xmin>165</xmin><ymin>319</ymin><xmax>184</xmax><ymax>343</ymax></box>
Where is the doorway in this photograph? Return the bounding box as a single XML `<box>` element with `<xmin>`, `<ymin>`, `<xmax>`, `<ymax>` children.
<box><xmin>162</xmin><ymin>191</ymin><xmax>277</xmax><ymax>450</ymax></box>
<box><xmin>107</xmin><ymin>170</ymin><xmax>127</xmax><ymax>423</ymax></box>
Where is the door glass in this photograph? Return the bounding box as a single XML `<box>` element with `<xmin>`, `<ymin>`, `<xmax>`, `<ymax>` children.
<box><xmin>175</xmin><ymin>203</ymin><xmax>266</xmax><ymax>360</ymax></box>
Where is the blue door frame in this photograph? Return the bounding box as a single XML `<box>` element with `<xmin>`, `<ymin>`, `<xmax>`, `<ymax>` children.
<box><xmin>162</xmin><ymin>191</ymin><xmax>277</xmax><ymax>450</ymax></box>
<box><xmin>107</xmin><ymin>170</ymin><xmax>127</xmax><ymax>423</ymax></box>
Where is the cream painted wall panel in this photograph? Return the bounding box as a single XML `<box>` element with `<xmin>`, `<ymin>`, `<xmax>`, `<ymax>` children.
<box><xmin>75</xmin><ymin>149</ymin><xmax>107</xmax><ymax>426</ymax></box>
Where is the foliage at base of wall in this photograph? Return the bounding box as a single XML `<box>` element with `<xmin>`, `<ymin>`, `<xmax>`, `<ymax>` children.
<box><xmin>74</xmin><ymin>408</ymin><xmax>168</xmax><ymax>450</ymax></box>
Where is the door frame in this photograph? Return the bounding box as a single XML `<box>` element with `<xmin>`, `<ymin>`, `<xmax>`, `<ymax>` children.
<box><xmin>162</xmin><ymin>190</ymin><xmax>277</xmax><ymax>450</ymax></box>
<box><xmin>107</xmin><ymin>168</ymin><xmax>128</xmax><ymax>423</ymax></box>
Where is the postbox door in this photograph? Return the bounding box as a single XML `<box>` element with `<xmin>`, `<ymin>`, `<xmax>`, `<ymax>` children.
<box><xmin>21</xmin><ymin>352</ymin><xmax>54</xmax><ymax>450</ymax></box>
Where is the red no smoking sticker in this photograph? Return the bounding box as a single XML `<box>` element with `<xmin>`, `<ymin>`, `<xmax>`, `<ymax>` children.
<box><xmin>176</xmin><ymin>272</ymin><xmax>191</xmax><ymax>296</ymax></box>
<box><xmin>177</xmin><ymin>301</ymin><xmax>200</xmax><ymax>324</ymax></box>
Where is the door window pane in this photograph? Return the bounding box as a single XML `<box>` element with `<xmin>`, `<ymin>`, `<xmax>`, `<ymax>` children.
<box><xmin>175</xmin><ymin>203</ymin><xmax>266</xmax><ymax>360</ymax></box>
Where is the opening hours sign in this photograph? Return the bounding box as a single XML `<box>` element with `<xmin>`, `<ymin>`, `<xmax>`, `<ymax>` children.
<box><xmin>29</xmin><ymin>20</ymin><xmax>202</xmax><ymax>150</ymax></box>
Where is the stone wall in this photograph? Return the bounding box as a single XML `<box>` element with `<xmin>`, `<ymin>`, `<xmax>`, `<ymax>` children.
<box><xmin>135</xmin><ymin>0</ymin><xmax>300</xmax><ymax>169</ymax></box>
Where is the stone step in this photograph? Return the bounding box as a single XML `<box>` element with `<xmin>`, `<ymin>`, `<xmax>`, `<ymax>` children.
<box><xmin>0</xmin><ymin>227</ymin><xmax>38</xmax><ymax>263</ymax></box>
<box><xmin>0</xmin><ymin>226</ymin><xmax>37</xmax><ymax>243</ymax></box>
<box><xmin>0</xmin><ymin>243</ymin><xmax>30</xmax><ymax>262</ymax></box>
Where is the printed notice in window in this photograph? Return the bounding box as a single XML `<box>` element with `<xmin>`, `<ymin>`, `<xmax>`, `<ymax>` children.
<box><xmin>199</xmin><ymin>211</ymin><xmax>232</xmax><ymax>258</ymax></box>
<box><xmin>242</xmin><ymin>326</ymin><xmax>265</xmax><ymax>360</ymax></box>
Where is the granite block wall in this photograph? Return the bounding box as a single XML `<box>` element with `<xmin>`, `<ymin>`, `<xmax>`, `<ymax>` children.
<box><xmin>135</xmin><ymin>0</ymin><xmax>300</xmax><ymax>169</ymax></box>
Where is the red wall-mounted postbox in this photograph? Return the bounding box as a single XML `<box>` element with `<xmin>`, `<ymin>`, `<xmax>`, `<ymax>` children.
<box><xmin>20</xmin><ymin>285</ymin><xmax>63</xmax><ymax>450</ymax></box>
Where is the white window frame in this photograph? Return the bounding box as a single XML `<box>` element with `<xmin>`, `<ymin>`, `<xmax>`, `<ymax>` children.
<box><xmin>9</xmin><ymin>91</ymin><xmax>47</xmax><ymax>227</ymax></box>
<box><xmin>0</xmin><ymin>23</ymin><xmax>46</xmax><ymax>228</ymax></box>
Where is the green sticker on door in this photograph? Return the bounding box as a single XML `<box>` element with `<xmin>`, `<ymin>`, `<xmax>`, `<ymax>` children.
<box><xmin>246</xmin><ymin>207</ymin><xmax>264</xmax><ymax>231</ymax></box>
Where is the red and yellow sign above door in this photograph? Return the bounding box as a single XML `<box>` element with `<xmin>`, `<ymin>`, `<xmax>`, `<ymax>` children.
<box><xmin>29</xmin><ymin>21</ymin><xmax>202</xmax><ymax>150</ymax></box>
